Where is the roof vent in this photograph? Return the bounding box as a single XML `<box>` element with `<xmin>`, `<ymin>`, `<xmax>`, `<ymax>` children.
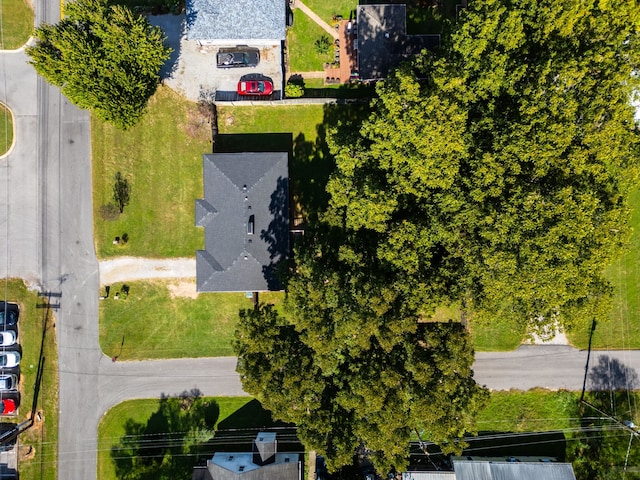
<box><xmin>247</xmin><ymin>215</ymin><xmax>255</xmax><ymax>235</ymax></box>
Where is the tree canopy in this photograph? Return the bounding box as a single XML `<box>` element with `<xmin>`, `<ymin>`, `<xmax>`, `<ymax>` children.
<box><xmin>27</xmin><ymin>0</ymin><xmax>171</xmax><ymax>129</ymax></box>
<box><xmin>326</xmin><ymin>0</ymin><xmax>640</xmax><ymax>334</ymax></box>
<box><xmin>237</xmin><ymin>0</ymin><xmax>640</xmax><ymax>473</ymax></box>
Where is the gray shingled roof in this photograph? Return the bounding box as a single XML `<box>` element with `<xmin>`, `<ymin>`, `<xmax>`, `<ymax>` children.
<box><xmin>356</xmin><ymin>4</ymin><xmax>440</xmax><ymax>80</ymax></box>
<box><xmin>196</xmin><ymin>152</ymin><xmax>289</xmax><ymax>292</ymax></box>
<box><xmin>452</xmin><ymin>460</ymin><xmax>577</xmax><ymax>480</ymax></box>
<box><xmin>186</xmin><ymin>0</ymin><xmax>286</xmax><ymax>41</ymax></box>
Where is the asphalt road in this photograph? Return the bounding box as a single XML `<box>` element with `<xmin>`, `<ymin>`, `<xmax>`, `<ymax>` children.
<box><xmin>1</xmin><ymin>2</ymin><xmax>639</xmax><ymax>480</ymax></box>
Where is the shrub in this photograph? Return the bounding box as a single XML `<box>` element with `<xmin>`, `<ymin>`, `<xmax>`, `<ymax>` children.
<box><xmin>99</xmin><ymin>203</ymin><xmax>120</xmax><ymax>221</ymax></box>
<box><xmin>314</xmin><ymin>35</ymin><xmax>331</xmax><ymax>54</ymax></box>
<box><xmin>285</xmin><ymin>83</ymin><xmax>305</xmax><ymax>98</ymax></box>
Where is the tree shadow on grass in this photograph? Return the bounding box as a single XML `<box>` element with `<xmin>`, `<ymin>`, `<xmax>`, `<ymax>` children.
<box><xmin>111</xmin><ymin>391</ymin><xmax>219</xmax><ymax>480</ymax></box>
<box><xmin>291</xmin><ymin>103</ymin><xmax>372</xmax><ymax>224</ymax></box>
<box><xmin>213</xmin><ymin>399</ymin><xmax>302</xmax><ymax>454</ymax></box>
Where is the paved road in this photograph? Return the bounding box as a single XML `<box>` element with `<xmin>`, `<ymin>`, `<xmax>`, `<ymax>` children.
<box><xmin>1</xmin><ymin>2</ymin><xmax>638</xmax><ymax>480</ymax></box>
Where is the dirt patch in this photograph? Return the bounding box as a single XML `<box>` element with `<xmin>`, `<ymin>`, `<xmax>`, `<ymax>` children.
<box><xmin>168</xmin><ymin>280</ymin><xmax>199</xmax><ymax>299</ymax></box>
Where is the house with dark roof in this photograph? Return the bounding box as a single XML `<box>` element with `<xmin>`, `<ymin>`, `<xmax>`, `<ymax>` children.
<box><xmin>186</xmin><ymin>0</ymin><xmax>286</xmax><ymax>45</ymax></box>
<box><xmin>356</xmin><ymin>4</ymin><xmax>440</xmax><ymax>80</ymax></box>
<box><xmin>192</xmin><ymin>432</ymin><xmax>301</xmax><ymax>480</ymax></box>
<box><xmin>195</xmin><ymin>152</ymin><xmax>289</xmax><ymax>292</ymax></box>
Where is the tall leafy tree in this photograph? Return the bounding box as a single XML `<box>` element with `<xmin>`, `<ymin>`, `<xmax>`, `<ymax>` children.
<box><xmin>239</xmin><ymin>0</ymin><xmax>640</xmax><ymax>473</ymax></box>
<box><xmin>27</xmin><ymin>0</ymin><xmax>171</xmax><ymax>129</ymax></box>
<box><xmin>236</xmin><ymin>300</ymin><xmax>487</xmax><ymax>474</ymax></box>
<box><xmin>326</xmin><ymin>0</ymin><xmax>640</xmax><ymax>334</ymax></box>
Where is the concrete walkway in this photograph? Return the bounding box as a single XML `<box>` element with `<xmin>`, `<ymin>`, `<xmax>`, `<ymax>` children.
<box><xmin>289</xmin><ymin>71</ymin><xmax>327</xmax><ymax>79</ymax></box>
<box><xmin>99</xmin><ymin>257</ymin><xmax>195</xmax><ymax>285</ymax></box>
<box><xmin>295</xmin><ymin>1</ymin><xmax>339</xmax><ymax>40</ymax></box>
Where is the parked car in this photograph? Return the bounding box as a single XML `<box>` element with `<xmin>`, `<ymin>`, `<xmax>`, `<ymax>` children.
<box><xmin>0</xmin><ymin>375</ymin><xmax>17</xmax><ymax>391</ymax></box>
<box><xmin>0</xmin><ymin>352</ymin><xmax>20</xmax><ymax>369</ymax></box>
<box><xmin>217</xmin><ymin>46</ymin><xmax>259</xmax><ymax>68</ymax></box>
<box><xmin>0</xmin><ymin>331</ymin><xmax>16</xmax><ymax>348</ymax></box>
<box><xmin>237</xmin><ymin>79</ymin><xmax>273</xmax><ymax>96</ymax></box>
<box><xmin>0</xmin><ymin>399</ymin><xmax>16</xmax><ymax>415</ymax></box>
<box><xmin>0</xmin><ymin>302</ymin><xmax>18</xmax><ymax>328</ymax></box>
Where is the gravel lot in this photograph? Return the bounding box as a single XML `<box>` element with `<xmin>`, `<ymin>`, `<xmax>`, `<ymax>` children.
<box><xmin>149</xmin><ymin>14</ymin><xmax>284</xmax><ymax>101</ymax></box>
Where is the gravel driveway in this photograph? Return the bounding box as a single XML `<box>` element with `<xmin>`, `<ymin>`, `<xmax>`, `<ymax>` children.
<box><xmin>148</xmin><ymin>14</ymin><xmax>284</xmax><ymax>101</ymax></box>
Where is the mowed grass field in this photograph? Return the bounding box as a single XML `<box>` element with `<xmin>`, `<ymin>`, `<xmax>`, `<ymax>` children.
<box><xmin>3</xmin><ymin>280</ymin><xmax>58</xmax><ymax>480</ymax></box>
<box><xmin>92</xmin><ymin>86</ymin><xmax>210</xmax><ymax>258</ymax></box>
<box><xmin>287</xmin><ymin>12</ymin><xmax>335</xmax><ymax>72</ymax></box>
<box><xmin>0</xmin><ymin>0</ymin><xmax>33</xmax><ymax>50</ymax></box>
<box><xmin>303</xmin><ymin>0</ymin><xmax>357</xmax><ymax>23</ymax></box>
<box><xmin>98</xmin><ymin>281</ymin><xmax>285</xmax><ymax>359</ymax></box>
<box><xmin>0</xmin><ymin>103</ymin><xmax>13</xmax><ymax>156</ymax></box>
<box><xmin>96</xmin><ymin>397</ymin><xmax>299</xmax><ymax>480</ymax></box>
<box><xmin>567</xmin><ymin>188</ymin><xmax>640</xmax><ymax>349</ymax></box>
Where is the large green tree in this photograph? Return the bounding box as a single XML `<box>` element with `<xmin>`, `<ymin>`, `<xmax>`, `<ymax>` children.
<box><xmin>326</xmin><ymin>0</ymin><xmax>640</xmax><ymax>334</ymax></box>
<box><xmin>236</xmin><ymin>300</ymin><xmax>487</xmax><ymax>474</ymax></box>
<box><xmin>27</xmin><ymin>0</ymin><xmax>171</xmax><ymax>129</ymax></box>
<box><xmin>238</xmin><ymin>0</ymin><xmax>640</xmax><ymax>473</ymax></box>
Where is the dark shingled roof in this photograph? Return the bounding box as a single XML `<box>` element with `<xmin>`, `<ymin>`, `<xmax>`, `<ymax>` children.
<box><xmin>196</xmin><ymin>152</ymin><xmax>289</xmax><ymax>292</ymax></box>
<box><xmin>186</xmin><ymin>0</ymin><xmax>286</xmax><ymax>41</ymax></box>
<box><xmin>357</xmin><ymin>4</ymin><xmax>440</xmax><ymax>80</ymax></box>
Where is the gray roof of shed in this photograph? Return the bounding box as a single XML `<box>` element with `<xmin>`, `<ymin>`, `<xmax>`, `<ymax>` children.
<box><xmin>186</xmin><ymin>0</ymin><xmax>286</xmax><ymax>41</ymax></box>
<box><xmin>196</xmin><ymin>152</ymin><xmax>289</xmax><ymax>292</ymax></box>
<box><xmin>452</xmin><ymin>460</ymin><xmax>576</xmax><ymax>480</ymax></box>
<box><xmin>357</xmin><ymin>4</ymin><xmax>440</xmax><ymax>80</ymax></box>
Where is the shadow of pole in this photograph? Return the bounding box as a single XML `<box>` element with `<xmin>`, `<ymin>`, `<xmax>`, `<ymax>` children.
<box><xmin>581</xmin><ymin>319</ymin><xmax>597</xmax><ymax>402</ymax></box>
<box><xmin>0</xmin><ymin>293</ymin><xmax>55</xmax><ymax>447</ymax></box>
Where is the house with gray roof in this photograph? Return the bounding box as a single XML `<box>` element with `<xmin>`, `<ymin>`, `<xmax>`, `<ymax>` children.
<box><xmin>192</xmin><ymin>432</ymin><xmax>301</xmax><ymax>480</ymax></box>
<box><xmin>186</xmin><ymin>0</ymin><xmax>286</xmax><ymax>45</ymax></box>
<box><xmin>195</xmin><ymin>152</ymin><xmax>289</xmax><ymax>292</ymax></box>
<box><xmin>357</xmin><ymin>4</ymin><xmax>440</xmax><ymax>80</ymax></box>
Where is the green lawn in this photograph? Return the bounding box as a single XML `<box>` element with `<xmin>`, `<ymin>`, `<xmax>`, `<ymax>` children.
<box><xmin>217</xmin><ymin>104</ymin><xmax>352</xmax><ymax>219</ymax></box>
<box><xmin>0</xmin><ymin>0</ymin><xmax>33</xmax><ymax>50</ymax></box>
<box><xmin>302</xmin><ymin>0</ymin><xmax>357</xmax><ymax>24</ymax></box>
<box><xmin>0</xmin><ymin>103</ymin><xmax>13</xmax><ymax>156</ymax></box>
<box><xmin>476</xmin><ymin>390</ymin><xmax>640</xmax><ymax>476</ymax></box>
<box><xmin>2</xmin><ymin>280</ymin><xmax>58</xmax><ymax>480</ymax></box>
<box><xmin>287</xmin><ymin>12</ymin><xmax>334</xmax><ymax>72</ymax></box>
<box><xmin>98</xmin><ymin>397</ymin><xmax>296</xmax><ymax>480</ymax></box>
<box><xmin>567</xmin><ymin>188</ymin><xmax>640</xmax><ymax>349</ymax></box>
<box><xmin>99</xmin><ymin>281</ymin><xmax>272</xmax><ymax>359</ymax></box>
<box><xmin>477</xmin><ymin>390</ymin><xmax>580</xmax><ymax>433</ymax></box>
<box><xmin>92</xmin><ymin>86</ymin><xmax>209</xmax><ymax>258</ymax></box>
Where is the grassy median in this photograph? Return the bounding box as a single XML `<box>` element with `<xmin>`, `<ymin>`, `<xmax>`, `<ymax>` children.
<box><xmin>1</xmin><ymin>280</ymin><xmax>58</xmax><ymax>480</ymax></box>
<box><xmin>0</xmin><ymin>103</ymin><xmax>13</xmax><ymax>156</ymax></box>
<box><xmin>0</xmin><ymin>0</ymin><xmax>33</xmax><ymax>50</ymax></box>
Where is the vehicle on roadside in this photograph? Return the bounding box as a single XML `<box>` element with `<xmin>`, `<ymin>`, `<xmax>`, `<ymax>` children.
<box><xmin>0</xmin><ymin>331</ymin><xmax>16</xmax><ymax>348</ymax></box>
<box><xmin>0</xmin><ymin>352</ymin><xmax>20</xmax><ymax>369</ymax></box>
<box><xmin>0</xmin><ymin>375</ymin><xmax>17</xmax><ymax>391</ymax></box>
<box><xmin>217</xmin><ymin>46</ymin><xmax>260</xmax><ymax>68</ymax></box>
<box><xmin>0</xmin><ymin>302</ymin><xmax>18</xmax><ymax>328</ymax></box>
<box><xmin>0</xmin><ymin>399</ymin><xmax>16</xmax><ymax>415</ymax></box>
<box><xmin>237</xmin><ymin>78</ymin><xmax>273</xmax><ymax>96</ymax></box>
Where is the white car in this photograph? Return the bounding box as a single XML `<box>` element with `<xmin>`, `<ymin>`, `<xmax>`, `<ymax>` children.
<box><xmin>0</xmin><ymin>352</ymin><xmax>20</xmax><ymax>368</ymax></box>
<box><xmin>0</xmin><ymin>374</ymin><xmax>17</xmax><ymax>391</ymax></box>
<box><xmin>0</xmin><ymin>331</ymin><xmax>16</xmax><ymax>347</ymax></box>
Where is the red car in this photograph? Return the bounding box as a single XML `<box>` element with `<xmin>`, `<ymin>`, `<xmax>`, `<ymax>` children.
<box><xmin>0</xmin><ymin>399</ymin><xmax>16</xmax><ymax>415</ymax></box>
<box><xmin>237</xmin><ymin>79</ymin><xmax>273</xmax><ymax>96</ymax></box>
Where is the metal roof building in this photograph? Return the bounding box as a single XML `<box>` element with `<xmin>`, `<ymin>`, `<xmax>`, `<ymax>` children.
<box><xmin>452</xmin><ymin>459</ymin><xmax>577</xmax><ymax>480</ymax></box>
<box><xmin>186</xmin><ymin>0</ymin><xmax>286</xmax><ymax>45</ymax></box>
